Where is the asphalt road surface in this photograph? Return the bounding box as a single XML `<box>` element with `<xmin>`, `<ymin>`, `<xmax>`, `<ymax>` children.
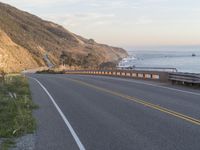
<box><xmin>28</xmin><ymin>74</ymin><xmax>200</xmax><ymax>150</ymax></box>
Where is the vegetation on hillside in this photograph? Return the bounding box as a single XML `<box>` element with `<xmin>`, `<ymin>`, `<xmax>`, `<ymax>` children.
<box><xmin>0</xmin><ymin>2</ymin><xmax>128</xmax><ymax>73</ymax></box>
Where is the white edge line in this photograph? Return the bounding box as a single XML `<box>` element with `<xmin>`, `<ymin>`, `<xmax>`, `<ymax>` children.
<box><xmin>75</xmin><ymin>75</ymin><xmax>200</xmax><ymax>96</ymax></box>
<box><xmin>117</xmin><ymin>78</ymin><xmax>200</xmax><ymax>96</ymax></box>
<box><xmin>108</xmin><ymin>76</ymin><xmax>200</xmax><ymax>96</ymax></box>
<box><xmin>29</xmin><ymin>77</ymin><xmax>86</xmax><ymax>150</ymax></box>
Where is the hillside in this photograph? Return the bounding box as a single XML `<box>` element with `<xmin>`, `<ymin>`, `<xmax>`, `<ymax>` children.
<box><xmin>0</xmin><ymin>29</ymin><xmax>38</xmax><ymax>73</ymax></box>
<box><xmin>0</xmin><ymin>2</ymin><xmax>128</xmax><ymax>73</ymax></box>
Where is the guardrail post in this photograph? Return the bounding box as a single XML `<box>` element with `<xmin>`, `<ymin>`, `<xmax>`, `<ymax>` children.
<box><xmin>64</xmin><ymin>69</ymin><xmax>170</xmax><ymax>82</ymax></box>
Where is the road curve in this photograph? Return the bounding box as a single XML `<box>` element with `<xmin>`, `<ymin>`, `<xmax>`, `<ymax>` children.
<box><xmin>28</xmin><ymin>74</ymin><xmax>200</xmax><ymax>150</ymax></box>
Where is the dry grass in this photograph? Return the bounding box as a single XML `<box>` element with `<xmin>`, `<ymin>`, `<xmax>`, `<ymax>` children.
<box><xmin>0</xmin><ymin>76</ymin><xmax>37</xmax><ymax>150</ymax></box>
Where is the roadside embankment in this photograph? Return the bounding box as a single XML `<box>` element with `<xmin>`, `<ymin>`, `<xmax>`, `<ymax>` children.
<box><xmin>0</xmin><ymin>75</ymin><xmax>37</xmax><ymax>150</ymax></box>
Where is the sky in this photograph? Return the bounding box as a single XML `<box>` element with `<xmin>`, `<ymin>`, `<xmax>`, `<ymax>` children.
<box><xmin>1</xmin><ymin>0</ymin><xmax>200</xmax><ymax>50</ymax></box>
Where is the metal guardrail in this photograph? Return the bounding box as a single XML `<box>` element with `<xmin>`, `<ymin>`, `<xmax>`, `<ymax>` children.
<box><xmin>131</xmin><ymin>67</ymin><xmax>178</xmax><ymax>72</ymax></box>
<box><xmin>65</xmin><ymin>69</ymin><xmax>200</xmax><ymax>87</ymax></box>
<box><xmin>169</xmin><ymin>73</ymin><xmax>200</xmax><ymax>85</ymax></box>
<box><xmin>65</xmin><ymin>70</ymin><xmax>169</xmax><ymax>81</ymax></box>
<box><xmin>65</xmin><ymin>69</ymin><xmax>200</xmax><ymax>86</ymax></box>
<box><xmin>117</xmin><ymin>67</ymin><xmax>177</xmax><ymax>72</ymax></box>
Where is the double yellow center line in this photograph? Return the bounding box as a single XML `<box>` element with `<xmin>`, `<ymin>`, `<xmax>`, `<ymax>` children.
<box><xmin>66</xmin><ymin>78</ymin><xmax>200</xmax><ymax>126</ymax></box>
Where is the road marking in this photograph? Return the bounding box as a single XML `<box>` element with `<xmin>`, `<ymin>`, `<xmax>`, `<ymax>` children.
<box><xmin>66</xmin><ymin>78</ymin><xmax>200</xmax><ymax>126</ymax></box>
<box><xmin>30</xmin><ymin>77</ymin><xmax>86</xmax><ymax>150</ymax></box>
<box><xmin>75</xmin><ymin>75</ymin><xmax>200</xmax><ymax>96</ymax></box>
<box><xmin>113</xmin><ymin>77</ymin><xmax>200</xmax><ymax>96</ymax></box>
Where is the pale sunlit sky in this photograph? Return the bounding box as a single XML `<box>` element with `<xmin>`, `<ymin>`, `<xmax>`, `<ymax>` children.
<box><xmin>1</xmin><ymin>0</ymin><xmax>200</xmax><ymax>50</ymax></box>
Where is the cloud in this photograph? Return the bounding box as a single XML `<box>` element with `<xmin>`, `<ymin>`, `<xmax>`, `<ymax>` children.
<box><xmin>136</xmin><ymin>16</ymin><xmax>153</xmax><ymax>25</ymax></box>
<box><xmin>43</xmin><ymin>12</ymin><xmax>116</xmax><ymax>28</ymax></box>
<box><xmin>4</xmin><ymin>0</ymin><xmax>77</xmax><ymax>5</ymax></box>
<box><xmin>1</xmin><ymin>0</ymin><xmax>200</xmax><ymax>47</ymax></box>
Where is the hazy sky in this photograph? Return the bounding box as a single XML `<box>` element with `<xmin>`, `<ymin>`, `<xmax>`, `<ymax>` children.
<box><xmin>2</xmin><ymin>0</ymin><xmax>200</xmax><ymax>49</ymax></box>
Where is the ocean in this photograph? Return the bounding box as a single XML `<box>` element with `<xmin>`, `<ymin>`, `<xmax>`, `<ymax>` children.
<box><xmin>124</xmin><ymin>50</ymin><xmax>200</xmax><ymax>73</ymax></box>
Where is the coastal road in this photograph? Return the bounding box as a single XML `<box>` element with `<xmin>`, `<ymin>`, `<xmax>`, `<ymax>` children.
<box><xmin>28</xmin><ymin>74</ymin><xmax>200</xmax><ymax>150</ymax></box>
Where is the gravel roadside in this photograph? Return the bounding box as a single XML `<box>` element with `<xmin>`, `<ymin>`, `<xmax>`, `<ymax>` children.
<box><xmin>11</xmin><ymin>134</ymin><xmax>36</xmax><ymax>150</ymax></box>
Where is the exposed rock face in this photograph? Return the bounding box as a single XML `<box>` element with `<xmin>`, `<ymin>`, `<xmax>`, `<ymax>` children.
<box><xmin>0</xmin><ymin>2</ymin><xmax>128</xmax><ymax>73</ymax></box>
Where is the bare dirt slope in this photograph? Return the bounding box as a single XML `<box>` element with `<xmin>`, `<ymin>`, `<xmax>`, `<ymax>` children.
<box><xmin>0</xmin><ymin>29</ymin><xmax>39</xmax><ymax>73</ymax></box>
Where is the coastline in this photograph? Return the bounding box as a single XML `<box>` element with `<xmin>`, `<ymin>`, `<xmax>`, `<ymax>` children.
<box><xmin>119</xmin><ymin>50</ymin><xmax>200</xmax><ymax>74</ymax></box>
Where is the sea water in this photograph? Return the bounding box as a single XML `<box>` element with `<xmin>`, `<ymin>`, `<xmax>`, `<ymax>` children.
<box><xmin>126</xmin><ymin>50</ymin><xmax>200</xmax><ymax>73</ymax></box>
